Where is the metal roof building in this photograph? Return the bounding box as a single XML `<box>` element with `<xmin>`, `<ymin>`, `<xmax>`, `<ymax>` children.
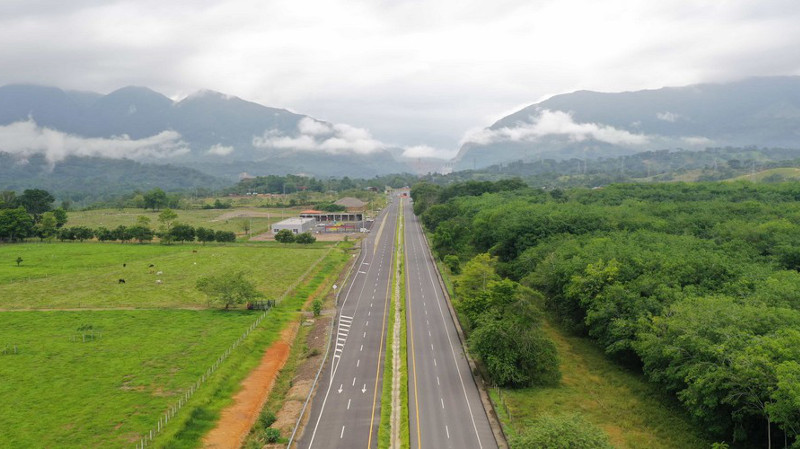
<box><xmin>271</xmin><ymin>217</ymin><xmax>316</xmax><ymax>234</ymax></box>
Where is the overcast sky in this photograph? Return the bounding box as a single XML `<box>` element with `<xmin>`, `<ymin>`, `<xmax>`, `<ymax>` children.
<box><xmin>1</xmin><ymin>0</ymin><xmax>799</xmax><ymax>158</ymax></box>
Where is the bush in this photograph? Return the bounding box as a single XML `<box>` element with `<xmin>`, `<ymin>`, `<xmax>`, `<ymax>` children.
<box><xmin>275</xmin><ymin>229</ymin><xmax>295</xmax><ymax>244</ymax></box>
<box><xmin>444</xmin><ymin>254</ymin><xmax>461</xmax><ymax>274</ymax></box>
<box><xmin>264</xmin><ymin>427</ymin><xmax>280</xmax><ymax>443</ymax></box>
<box><xmin>312</xmin><ymin>299</ymin><xmax>322</xmax><ymax>317</ymax></box>
<box><xmin>296</xmin><ymin>232</ymin><xmax>316</xmax><ymax>244</ymax></box>
<box><xmin>470</xmin><ymin>317</ymin><xmax>560</xmax><ymax>388</ymax></box>
<box><xmin>259</xmin><ymin>410</ymin><xmax>276</xmax><ymax>428</ymax></box>
<box><xmin>510</xmin><ymin>414</ymin><xmax>613</xmax><ymax>449</ymax></box>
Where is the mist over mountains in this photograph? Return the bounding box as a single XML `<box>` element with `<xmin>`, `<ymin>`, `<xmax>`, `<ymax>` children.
<box><xmin>0</xmin><ymin>84</ymin><xmax>410</xmax><ymax>179</ymax></box>
<box><xmin>454</xmin><ymin>77</ymin><xmax>800</xmax><ymax>171</ymax></box>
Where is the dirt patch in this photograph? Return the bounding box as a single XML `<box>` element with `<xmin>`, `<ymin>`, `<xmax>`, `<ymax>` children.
<box><xmin>272</xmin><ymin>314</ymin><xmax>331</xmax><ymax>436</ymax></box>
<box><xmin>212</xmin><ymin>210</ymin><xmax>273</xmax><ymax>221</ymax></box>
<box><xmin>202</xmin><ymin>323</ymin><xmax>299</xmax><ymax>449</ymax></box>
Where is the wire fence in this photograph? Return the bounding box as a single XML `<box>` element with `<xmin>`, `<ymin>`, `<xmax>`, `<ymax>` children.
<box><xmin>135</xmin><ymin>305</ymin><xmax>272</xmax><ymax>449</ymax></box>
<box><xmin>135</xmin><ymin>247</ymin><xmax>332</xmax><ymax>449</ymax></box>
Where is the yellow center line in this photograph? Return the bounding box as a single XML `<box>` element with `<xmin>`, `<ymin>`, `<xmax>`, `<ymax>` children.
<box><xmin>367</xmin><ymin>204</ymin><xmax>396</xmax><ymax>448</ymax></box>
<box><xmin>404</xmin><ymin>201</ymin><xmax>423</xmax><ymax>448</ymax></box>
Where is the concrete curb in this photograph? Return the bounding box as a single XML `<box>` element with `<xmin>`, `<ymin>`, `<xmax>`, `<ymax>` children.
<box><xmin>419</xmin><ymin>230</ymin><xmax>510</xmax><ymax>449</ymax></box>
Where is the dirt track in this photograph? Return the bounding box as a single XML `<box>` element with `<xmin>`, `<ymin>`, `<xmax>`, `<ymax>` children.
<box><xmin>202</xmin><ymin>323</ymin><xmax>299</xmax><ymax>449</ymax></box>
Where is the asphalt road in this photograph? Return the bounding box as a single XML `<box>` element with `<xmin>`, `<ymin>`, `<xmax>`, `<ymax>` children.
<box><xmin>404</xmin><ymin>198</ymin><xmax>498</xmax><ymax>449</ymax></box>
<box><xmin>298</xmin><ymin>197</ymin><xmax>399</xmax><ymax>449</ymax></box>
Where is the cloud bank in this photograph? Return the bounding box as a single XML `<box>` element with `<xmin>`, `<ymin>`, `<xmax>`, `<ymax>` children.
<box><xmin>464</xmin><ymin>109</ymin><xmax>650</xmax><ymax>147</ymax></box>
<box><xmin>207</xmin><ymin>143</ymin><xmax>234</xmax><ymax>156</ymax></box>
<box><xmin>253</xmin><ymin>117</ymin><xmax>384</xmax><ymax>155</ymax></box>
<box><xmin>0</xmin><ymin>120</ymin><xmax>190</xmax><ymax>164</ymax></box>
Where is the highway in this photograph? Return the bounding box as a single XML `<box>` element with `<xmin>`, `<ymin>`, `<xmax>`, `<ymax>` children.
<box><xmin>298</xmin><ymin>197</ymin><xmax>399</xmax><ymax>449</ymax></box>
<box><xmin>403</xmin><ymin>198</ymin><xmax>498</xmax><ymax>449</ymax></box>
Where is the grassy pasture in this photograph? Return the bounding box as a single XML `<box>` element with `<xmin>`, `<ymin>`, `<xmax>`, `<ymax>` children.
<box><xmin>0</xmin><ymin>309</ymin><xmax>270</xmax><ymax>448</ymax></box>
<box><xmin>65</xmin><ymin>207</ymin><xmax>305</xmax><ymax>238</ymax></box>
<box><xmin>0</xmin><ymin>240</ymin><xmax>349</xmax><ymax>449</ymax></box>
<box><xmin>492</xmin><ymin>322</ymin><xmax>712</xmax><ymax>449</ymax></box>
<box><xmin>0</xmin><ymin>242</ymin><xmax>328</xmax><ymax>309</ymax></box>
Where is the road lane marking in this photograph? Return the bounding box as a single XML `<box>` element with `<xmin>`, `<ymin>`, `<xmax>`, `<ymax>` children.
<box><xmin>434</xmin><ymin>358</ymin><xmax>437</xmax><ymax>367</ymax></box>
<box><xmin>446</xmin><ymin>425</ymin><xmax>450</xmax><ymax>439</ymax></box>
<box><xmin>441</xmin><ymin>397</ymin><xmax>445</xmax><ymax>409</ymax></box>
<box><xmin>413</xmin><ymin>210</ymin><xmax>485</xmax><ymax>448</ymax></box>
<box><xmin>357</xmin><ymin>359</ymin><xmax>360</xmax><ymax>367</ymax></box>
<box><xmin>353</xmin><ymin>377</ymin><xmax>356</xmax><ymax>386</ymax></box>
<box><xmin>347</xmin><ymin>399</ymin><xmax>351</xmax><ymax>410</ymax></box>
<box><xmin>366</xmin><ymin>237</ymin><xmax>395</xmax><ymax>449</ymax></box>
<box><xmin>341</xmin><ymin>426</ymin><xmax>345</xmax><ymax>439</ymax></box>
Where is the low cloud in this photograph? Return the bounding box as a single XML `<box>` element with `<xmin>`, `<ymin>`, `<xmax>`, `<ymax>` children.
<box><xmin>401</xmin><ymin>144</ymin><xmax>457</xmax><ymax>159</ymax></box>
<box><xmin>463</xmin><ymin>109</ymin><xmax>650</xmax><ymax>147</ymax></box>
<box><xmin>682</xmin><ymin>136</ymin><xmax>713</xmax><ymax>146</ymax></box>
<box><xmin>0</xmin><ymin>119</ymin><xmax>190</xmax><ymax>164</ymax></box>
<box><xmin>207</xmin><ymin>143</ymin><xmax>234</xmax><ymax>156</ymax></box>
<box><xmin>657</xmin><ymin>111</ymin><xmax>682</xmax><ymax>122</ymax></box>
<box><xmin>253</xmin><ymin>117</ymin><xmax>384</xmax><ymax>155</ymax></box>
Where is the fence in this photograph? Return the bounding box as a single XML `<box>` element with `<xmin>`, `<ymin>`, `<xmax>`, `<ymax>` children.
<box><xmin>134</xmin><ymin>303</ymin><xmax>273</xmax><ymax>449</ymax></box>
<box><xmin>134</xmin><ymin>247</ymin><xmax>333</xmax><ymax>448</ymax></box>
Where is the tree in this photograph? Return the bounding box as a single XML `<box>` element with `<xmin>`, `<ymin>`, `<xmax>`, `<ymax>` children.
<box><xmin>196</xmin><ymin>271</ymin><xmax>264</xmax><ymax>309</ymax></box>
<box><xmin>158</xmin><ymin>208</ymin><xmax>178</xmax><ymax>244</ymax></box>
<box><xmin>35</xmin><ymin>212</ymin><xmax>58</xmax><ymax>242</ymax></box>
<box><xmin>295</xmin><ymin>232</ymin><xmax>316</xmax><ymax>244</ymax></box>
<box><xmin>128</xmin><ymin>225</ymin><xmax>154</xmax><ymax>243</ymax></box>
<box><xmin>143</xmin><ymin>188</ymin><xmax>168</xmax><ymax>210</ymax></box>
<box><xmin>52</xmin><ymin>208</ymin><xmax>68</xmax><ymax>228</ymax></box>
<box><xmin>72</xmin><ymin>226</ymin><xmax>94</xmax><ymax>242</ymax></box>
<box><xmin>0</xmin><ymin>207</ymin><xmax>34</xmax><ymax>241</ymax></box>
<box><xmin>275</xmin><ymin>229</ymin><xmax>295</xmax><ymax>244</ymax></box>
<box><xmin>469</xmin><ymin>316</ymin><xmax>560</xmax><ymax>387</ymax></box>
<box><xmin>18</xmin><ymin>189</ymin><xmax>54</xmax><ymax>221</ymax></box>
<box><xmin>196</xmin><ymin>227</ymin><xmax>216</xmax><ymax>244</ymax></box>
<box><xmin>170</xmin><ymin>223</ymin><xmax>196</xmax><ymax>243</ymax></box>
<box><xmin>215</xmin><ymin>230</ymin><xmax>236</xmax><ymax>242</ymax></box>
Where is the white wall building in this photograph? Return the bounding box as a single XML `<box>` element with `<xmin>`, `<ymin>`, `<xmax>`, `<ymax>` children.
<box><xmin>271</xmin><ymin>217</ymin><xmax>316</xmax><ymax>234</ymax></box>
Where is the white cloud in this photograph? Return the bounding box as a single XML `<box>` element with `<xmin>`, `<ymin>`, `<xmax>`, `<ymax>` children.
<box><xmin>252</xmin><ymin>117</ymin><xmax>384</xmax><ymax>155</ymax></box>
<box><xmin>657</xmin><ymin>111</ymin><xmax>682</xmax><ymax>122</ymax></box>
<box><xmin>401</xmin><ymin>144</ymin><xmax>458</xmax><ymax>159</ymax></box>
<box><xmin>1</xmin><ymin>1</ymin><xmax>798</xmax><ymax>150</ymax></box>
<box><xmin>463</xmin><ymin>109</ymin><xmax>650</xmax><ymax>147</ymax></box>
<box><xmin>207</xmin><ymin>143</ymin><xmax>234</xmax><ymax>156</ymax></box>
<box><xmin>0</xmin><ymin>119</ymin><xmax>190</xmax><ymax>164</ymax></box>
<box><xmin>682</xmin><ymin>136</ymin><xmax>714</xmax><ymax>146</ymax></box>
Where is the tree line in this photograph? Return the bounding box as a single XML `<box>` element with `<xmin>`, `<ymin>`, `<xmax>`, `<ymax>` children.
<box><xmin>413</xmin><ymin>178</ymin><xmax>800</xmax><ymax>448</ymax></box>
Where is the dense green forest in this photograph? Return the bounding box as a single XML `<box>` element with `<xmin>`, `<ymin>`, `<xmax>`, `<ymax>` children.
<box><xmin>433</xmin><ymin>147</ymin><xmax>800</xmax><ymax>188</ymax></box>
<box><xmin>413</xmin><ymin>179</ymin><xmax>800</xmax><ymax>448</ymax></box>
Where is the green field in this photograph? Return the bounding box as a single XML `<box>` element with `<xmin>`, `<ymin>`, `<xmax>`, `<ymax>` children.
<box><xmin>65</xmin><ymin>207</ymin><xmax>305</xmax><ymax>238</ymax></box>
<box><xmin>0</xmin><ymin>239</ymin><xmax>349</xmax><ymax>448</ymax></box>
<box><xmin>0</xmin><ymin>310</ymin><xmax>274</xmax><ymax>448</ymax></box>
<box><xmin>492</xmin><ymin>322</ymin><xmax>712</xmax><ymax>449</ymax></box>
<box><xmin>0</xmin><ymin>242</ymin><xmax>328</xmax><ymax>309</ymax></box>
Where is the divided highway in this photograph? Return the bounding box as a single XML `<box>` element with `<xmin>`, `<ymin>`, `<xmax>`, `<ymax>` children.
<box><xmin>298</xmin><ymin>194</ymin><xmax>497</xmax><ymax>448</ymax></box>
<box><xmin>298</xmin><ymin>197</ymin><xmax>399</xmax><ymax>449</ymax></box>
<box><xmin>404</xmin><ymin>198</ymin><xmax>498</xmax><ymax>449</ymax></box>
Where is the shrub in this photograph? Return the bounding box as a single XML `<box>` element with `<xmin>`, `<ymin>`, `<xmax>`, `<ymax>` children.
<box><xmin>264</xmin><ymin>427</ymin><xmax>280</xmax><ymax>443</ymax></box>
<box><xmin>510</xmin><ymin>414</ymin><xmax>613</xmax><ymax>449</ymax></box>
<box><xmin>259</xmin><ymin>410</ymin><xmax>276</xmax><ymax>428</ymax></box>
<box><xmin>312</xmin><ymin>299</ymin><xmax>322</xmax><ymax>317</ymax></box>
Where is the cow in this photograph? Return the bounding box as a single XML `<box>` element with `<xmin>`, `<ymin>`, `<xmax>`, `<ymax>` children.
<box><xmin>118</xmin><ymin>279</ymin><xmax>126</xmax><ymax>284</ymax></box>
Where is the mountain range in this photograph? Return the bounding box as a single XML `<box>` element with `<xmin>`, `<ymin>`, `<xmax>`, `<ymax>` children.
<box><xmin>453</xmin><ymin>76</ymin><xmax>800</xmax><ymax>171</ymax></box>
<box><xmin>0</xmin><ymin>84</ymin><xmax>408</xmax><ymax>179</ymax></box>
